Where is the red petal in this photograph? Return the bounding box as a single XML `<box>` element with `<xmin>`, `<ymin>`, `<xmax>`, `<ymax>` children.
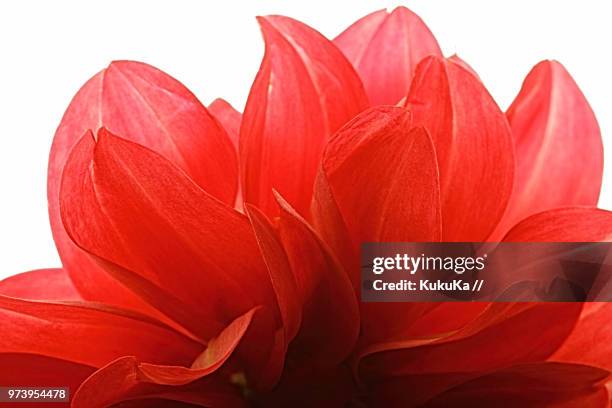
<box><xmin>209</xmin><ymin>98</ymin><xmax>242</xmax><ymax>150</ymax></box>
<box><xmin>359</xmin><ymin>303</ymin><xmax>582</xmax><ymax>404</ymax></box>
<box><xmin>373</xmin><ymin>363</ymin><xmax>609</xmax><ymax>407</ymax></box>
<box><xmin>0</xmin><ymin>296</ymin><xmax>202</xmax><ymax>368</ymax></box>
<box><xmin>245</xmin><ymin>204</ymin><xmax>301</xmax><ymax>343</ymax></box>
<box><xmin>240</xmin><ymin>15</ymin><xmax>368</xmax><ymax>217</ymax></box>
<box><xmin>72</xmin><ymin>356</ymin><xmax>246</xmax><ymax>408</ymax></box>
<box><xmin>72</xmin><ymin>307</ymin><xmax>258</xmax><ymax>407</ymax></box>
<box><xmin>60</xmin><ymin>129</ymin><xmax>279</xmax><ymax>340</ymax></box>
<box><xmin>0</xmin><ymin>354</ymin><xmax>94</xmax><ymax>400</ymax></box>
<box><xmin>321</xmin><ymin>106</ymin><xmax>441</xmax><ymax>245</ymax></box>
<box><xmin>552</xmin><ymin>303</ymin><xmax>612</xmax><ymax>371</ymax></box>
<box><xmin>315</xmin><ymin>106</ymin><xmax>441</xmax><ymax>344</ymax></box>
<box><xmin>447</xmin><ymin>54</ymin><xmax>481</xmax><ymax>80</ymax></box>
<box><xmin>405</xmin><ymin>56</ymin><xmax>514</xmax><ymax>241</ymax></box>
<box><xmin>503</xmin><ymin>207</ymin><xmax>612</xmax><ymax>242</ymax></box>
<box><xmin>0</xmin><ymin>268</ymin><xmax>80</xmax><ymax>300</ymax></box>
<box><xmin>276</xmin><ymin>192</ymin><xmax>359</xmax><ymax>369</ymax></box>
<box><xmin>49</xmin><ymin>61</ymin><xmax>237</xmax><ymax>314</ymax></box>
<box><xmin>334</xmin><ymin>6</ymin><xmax>442</xmax><ymax>105</ymax></box>
<box><xmin>492</xmin><ymin>61</ymin><xmax>603</xmax><ymax>239</ymax></box>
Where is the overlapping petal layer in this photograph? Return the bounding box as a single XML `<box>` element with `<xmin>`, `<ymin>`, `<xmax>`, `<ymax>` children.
<box><xmin>0</xmin><ymin>5</ymin><xmax>609</xmax><ymax>407</ymax></box>
<box><xmin>49</xmin><ymin>61</ymin><xmax>237</xmax><ymax>314</ymax></box>
<box><xmin>240</xmin><ymin>15</ymin><xmax>368</xmax><ymax>217</ymax></box>
<box><xmin>404</xmin><ymin>56</ymin><xmax>514</xmax><ymax>241</ymax></box>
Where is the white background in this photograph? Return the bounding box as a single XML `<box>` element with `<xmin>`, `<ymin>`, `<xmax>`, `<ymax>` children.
<box><xmin>0</xmin><ymin>1</ymin><xmax>610</xmax><ymax>278</ymax></box>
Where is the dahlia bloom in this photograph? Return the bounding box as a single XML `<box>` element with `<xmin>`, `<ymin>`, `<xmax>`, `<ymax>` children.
<box><xmin>1</xmin><ymin>6</ymin><xmax>611</xmax><ymax>407</ymax></box>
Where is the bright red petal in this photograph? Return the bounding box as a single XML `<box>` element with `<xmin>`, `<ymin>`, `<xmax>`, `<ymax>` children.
<box><xmin>405</xmin><ymin>56</ymin><xmax>514</xmax><ymax>241</ymax></box>
<box><xmin>240</xmin><ymin>15</ymin><xmax>368</xmax><ymax>218</ymax></box>
<box><xmin>209</xmin><ymin>98</ymin><xmax>242</xmax><ymax>150</ymax></box>
<box><xmin>334</xmin><ymin>6</ymin><xmax>442</xmax><ymax>105</ymax></box>
<box><xmin>0</xmin><ymin>354</ymin><xmax>94</xmax><ymax>408</ymax></box>
<box><xmin>276</xmin><ymin>192</ymin><xmax>359</xmax><ymax>370</ymax></box>
<box><xmin>49</xmin><ymin>61</ymin><xmax>237</xmax><ymax>314</ymax></box>
<box><xmin>321</xmin><ymin>106</ymin><xmax>441</xmax><ymax>246</ymax></box>
<box><xmin>492</xmin><ymin>61</ymin><xmax>603</xmax><ymax>239</ymax></box>
<box><xmin>552</xmin><ymin>303</ymin><xmax>612</xmax><ymax>372</ymax></box>
<box><xmin>0</xmin><ymin>296</ymin><xmax>202</xmax><ymax>368</ymax></box>
<box><xmin>0</xmin><ymin>268</ymin><xmax>80</xmax><ymax>300</ymax></box>
<box><xmin>503</xmin><ymin>207</ymin><xmax>612</xmax><ymax>242</ymax></box>
<box><xmin>60</xmin><ymin>130</ymin><xmax>279</xmax><ymax>341</ymax></box>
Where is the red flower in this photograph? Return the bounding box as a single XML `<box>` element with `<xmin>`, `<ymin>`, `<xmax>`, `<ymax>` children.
<box><xmin>1</xmin><ymin>6</ymin><xmax>610</xmax><ymax>407</ymax></box>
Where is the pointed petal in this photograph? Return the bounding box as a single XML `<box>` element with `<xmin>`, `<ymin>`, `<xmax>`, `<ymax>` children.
<box><xmin>48</xmin><ymin>61</ymin><xmax>237</xmax><ymax>313</ymax></box>
<box><xmin>244</xmin><ymin>204</ymin><xmax>301</xmax><ymax>344</ymax></box>
<box><xmin>59</xmin><ymin>130</ymin><xmax>279</xmax><ymax>340</ymax></box>
<box><xmin>405</xmin><ymin>56</ymin><xmax>514</xmax><ymax>241</ymax></box>
<box><xmin>321</xmin><ymin>106</ymin><xmax>441</xmax><ymax>245</ymax></box>
<box><xmin>0</xmin><ymin>268</ymin><xmax>80</xmax><ymax>300</ymax></box>
<box><xmin>0</xmin><ymin>296</ymin><xmax>202</xmax><ymax>369</ymax></box>
<box><xmin>447</xmin><ymin>54</ymin><xmax>481</xmax><ymax>80</ymax></box>
<box><xmin>310</xmin><ymin>168</ymin><xmax>358</xmax><ymax>280</ymax></box>
<box><xmin>240</xmin><ymin>15</ymin><xmax>368</xmax><ymax>217</ymax></box>
<box><xmin>314</xmin><ymin>106</ymin><xmax>441</xmax><ymax>344</ymax></box>
<box><xmin>276</xmin><ymin>192</ymin><xmax>359</xmax><ymax>369</ymax></box>
<box><xmin>503</xmin><ymin>207</ymin><xmax>612</xmax><ymax>242</ymax></box>
<box><xmin>208</xmin><ymin>98</ymin><xmax>242</xmax><ymax>149</ymax></box>
<box><xmin>493</xmin><ymin>61</ymin><xmax>603</xmax><ymax>238</ymax></box>
<box><xmin>334</xmin><ymin>6</ymin><xmax>442</xmax><ymax>105</ymax></box>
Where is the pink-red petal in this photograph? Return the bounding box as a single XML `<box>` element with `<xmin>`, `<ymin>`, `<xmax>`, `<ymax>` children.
<box><xmin>208</xmin><ymin>98</ymin><xmax>242</xmax><ymax>149</ymax></box>
<box><xmin>334</xmin><ymin>6</ymin><xmax>442</xmax><ymax>105</ymax></box>
<box><xmin>492</xmin><ymin>61</ymin><xmax>603</xmax><ymax>239</ymax></box>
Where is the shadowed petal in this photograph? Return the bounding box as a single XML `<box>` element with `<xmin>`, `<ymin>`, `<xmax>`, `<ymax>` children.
<box><xmin>275</xmin><ymin>192</ymin><xmax>359</xmax><ymax>370</ymax></box>
<box><xmin>358</xmin><ymin>303</ymin><xmax>582</xmax><ymax>405</ymax></box>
